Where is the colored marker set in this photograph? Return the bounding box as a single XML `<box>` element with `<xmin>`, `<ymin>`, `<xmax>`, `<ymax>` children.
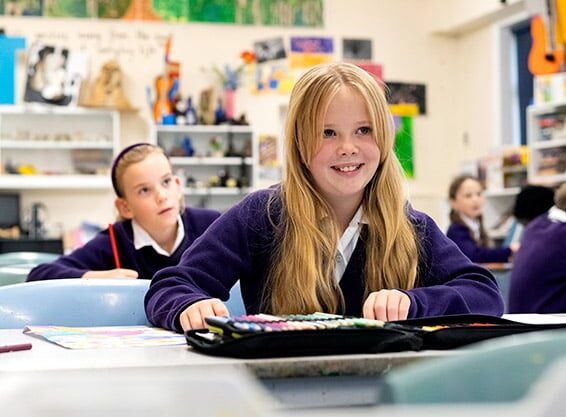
<box><xmin>187</xmin><ymin>313</ymin><xmax>566</xmax><ymax>359</ymax></box>
<box><xmin>204</xmin><ymin>312</ymin><xmax>407</xmax><ymax>337</ymax></box>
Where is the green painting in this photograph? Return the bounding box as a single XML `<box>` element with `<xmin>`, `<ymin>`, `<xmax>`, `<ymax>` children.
<box><xmin>395</xmin><ymin>116</ymin><xmax>414</xmax><ymax>179</ymax></box>
<box><xmin>1</xmin><ymin>0</ymin><xmax>324</xmax><ymax>26</ymax></box>
<box><xmin>96</xmin><ymin>0</ymin><xmax>130</xmax><ymax>19</ymax></box>
<box><xmin>43</xmin><ymin>0</ymin><xmax>88</xmax><ymax>17</ymax></box>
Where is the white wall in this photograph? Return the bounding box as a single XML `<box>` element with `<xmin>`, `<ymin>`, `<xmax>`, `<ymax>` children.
<box><xmin>0</xmin><ymin>0</ymin><xmax>528</xmax><ymax>236</ymax></box>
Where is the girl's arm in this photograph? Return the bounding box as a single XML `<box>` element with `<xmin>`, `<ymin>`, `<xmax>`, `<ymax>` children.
<box><xmin>26</xmin><ymin>230</ymin><xmax>120</xmax><ymax>281</ymax></box>
<box><xmin>447</xmin><ymin>223</ymin><xmax>512</xmax><ymax>263</ymax></box>
<box><xmin>145</xmin><ymin>191</ymin><xmax>272</xmax><ymax>332</ymax></box>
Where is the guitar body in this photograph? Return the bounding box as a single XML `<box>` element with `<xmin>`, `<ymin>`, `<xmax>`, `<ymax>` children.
<box><xmin>152</xmin><ymin>75</ymin><xmax>173</xmax><ymax>123</ymax></box>
<box><xmin>529</xmin><ymin>15</ymin><xmax>564</xmax><ymax>75</ymax></box>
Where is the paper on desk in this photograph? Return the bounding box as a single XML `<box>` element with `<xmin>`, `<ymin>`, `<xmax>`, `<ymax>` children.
<box><xmin>503</xmin><ymin>314</ymin><xmax>566</xmax><ymax>325</ymax></box>
<box><xmin>23</xmin><ymin>325</ymin><xmax>186</xmax><ymax>349</ymax></box>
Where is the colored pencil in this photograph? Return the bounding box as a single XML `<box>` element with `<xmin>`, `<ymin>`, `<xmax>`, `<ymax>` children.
<box><xmin>108</xmin><ymin>223</ymin><xmax>121</xmax><ymax>268</ymax></box>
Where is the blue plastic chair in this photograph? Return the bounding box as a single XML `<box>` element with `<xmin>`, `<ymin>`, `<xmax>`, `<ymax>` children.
<box><xmin>0</xmin><ymin>251</ymin><xmax>60</xmax><ymax>266</ymax></box>
<box><xmin>0</xmin><ymin>279</ymin><xmax>151</xmax><ymax>329</ymax></box>
<box><xmin>0</xmin><ymin>263</ymin><xmax>35</xmax><ymax>287</ymax></box>
<box><xmin>0</xmin><ymin>278</ymin><xmax>246</xmax><ymax>329</ymax></box>
<box><xmin>379</xmin><ymin>329</ymin><xmax>566</xmax><ymax>404</ymax></box>
<box><xmin>226</xmin><ymin>280</ymin><xmax>246</xmax><ymax>316</ymax></box>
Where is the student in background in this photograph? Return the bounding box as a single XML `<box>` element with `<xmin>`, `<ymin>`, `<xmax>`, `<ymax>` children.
<box><xmin>508</xmin><ymin>183</ymin><xmax>566</xmax><ymax>313</ymax></box>
<box><xmin>512</xmin><ymin>184</ymin><xmax>555</xmax><ymax>226</ymax></box>
<box><xmin>502</xmin><ymin>184</ymin><xmax>555</xmax><ymax>248</ymax></box>
<box><xmin>446</xmin><ymin>175</ymin><xmax>518</xmax><ymax>263</ymax></box>
<box><xmin>145</xmin><ymin>62</ymin><xmax>503</xmax><ymax>332</ymax></box>
<box><xmin>27</xmin><ymin>143</ymin><xmax>220</xmax><ymax>281</ymax></box>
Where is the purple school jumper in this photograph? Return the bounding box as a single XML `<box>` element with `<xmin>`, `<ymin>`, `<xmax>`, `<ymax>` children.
<box><xmin>145</xmin><ymin>188</ymin><xmax>504</xmax><ymax>332</ymax></box>
<box><xmin>508</xmin><ymin>213</ymin><xmax>566</xmax><ymax>313</ymax></box>
<box><xmin>446</xmin><ymin>223</ymin><xmax>512</xmax><ymax>263</ymax></box>
<box><xmin>27</xmin><ymin>207</ymin><xmax>220</xmax><ymax>281</ymax></box>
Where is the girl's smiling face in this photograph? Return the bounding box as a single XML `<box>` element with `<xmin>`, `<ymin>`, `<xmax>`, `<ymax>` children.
<box><xmin>309</xmin><ymin>87</ymin><xmax>381</xmax><ymax>210</ymax></box>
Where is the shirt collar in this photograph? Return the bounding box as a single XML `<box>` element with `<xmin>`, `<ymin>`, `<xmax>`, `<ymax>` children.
<box><xmin>132</xmin><ymin>215</ymin><xmax>185</xmax><ymax>256</ymax></box>
<box><xmin>548</xmin><ymin>206</ymin><xmax>566</xmax><ymax>223</ymax></box>
<box><xmin>460</xmin><ymin>214</ymin><xmax>480</xmax><ymax>239</ymax></box>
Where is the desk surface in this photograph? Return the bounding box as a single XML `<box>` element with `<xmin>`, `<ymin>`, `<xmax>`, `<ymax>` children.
<box><xmin>0</xmin><ymin>328</ymin><xmax>456</xmax><ymax>378</ymax></box>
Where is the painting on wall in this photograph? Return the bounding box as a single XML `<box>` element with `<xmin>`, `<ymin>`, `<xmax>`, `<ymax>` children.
<box><xmin>1</xmin><ymin>0</ymin><xmax>43</xmax><ymax>15</ymax></box>
<box><xmin>343</xmin><ymin>39</ymin><xmax>372</xmax><ymax>61</ymax></box>
<box><xmin>23</xmin><ymin>43</ymin><xmax>88</xmax><ymax>106</ymax></box>
<box><xmin>289</xmin><ymin>36</ymin><xmax>333</xmax><ymax>68</ymax></box>
<box><xmin>394</xmin><ymin>116</ymin><xmax>414</xmax><ymax>178</ymax></box>
<box><xmin>386</xmin><ymin>82</ymin><xmax>427</xmax><ymax>115</ymax></box>
<box><xmin>1</xmin><ymin>0</ymin><xmax>324</xmax><ymax>26</ymax></box>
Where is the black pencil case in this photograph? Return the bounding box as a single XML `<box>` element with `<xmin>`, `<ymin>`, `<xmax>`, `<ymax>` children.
<box><xmin>392</xmin><ymin>314</ymin><xmax>566</xmax><ymax>350</ymax></box>
<box><xmin>185</xmin><ymin>317</ymin><xmax>422</xmax><ymax>359</ymax></box>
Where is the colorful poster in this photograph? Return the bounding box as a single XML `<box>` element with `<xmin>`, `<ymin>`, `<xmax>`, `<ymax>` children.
<box><xmin>386</xmin><ymin>82</ymin><xmax>427</xmax><ymax>115</ymax></box>
<box><xmin>289</xmin><ymin>36</ymin><xmax>333</xmax><ymax>68</ymax></box>
<box><xmin>1</xmin><ymin>0</ymin><xmax>324</xmax><ymax>26</ymax></box>
<box><xmin>394</xmin><ymin>116</ymin><xmax>414</xmax><ymax>178</ymax></box>
<box><xmin>24</xmin><ymin>325</ymin><xmax>186</xmax><ymax>349</ymax></box>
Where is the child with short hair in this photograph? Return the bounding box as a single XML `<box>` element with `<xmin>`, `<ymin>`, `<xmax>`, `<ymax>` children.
<box><xmin>508</xmin><ymin>182</ymin><xmax>566</xmax><ymax>313</ymax></box>
<box><xmin>447</xmin><ymin>174</ymin><xmax>517</xmax><ymax>263</ymax></box>
<box><xmin>27</xmin><ymin>143</ymin><xmax>220</xmax><ymax>281</ymax></box>
<box><xmin>145</xmin><ymin>63</ymin><xmax>503</xmax><ymax>332</ymax></box>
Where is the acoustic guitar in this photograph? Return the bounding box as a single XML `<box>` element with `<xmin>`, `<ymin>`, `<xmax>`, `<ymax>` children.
<box><xmin>528</xmin><ymin>0</ymin><xmax>565</xmax><ymax>75</ymax></box>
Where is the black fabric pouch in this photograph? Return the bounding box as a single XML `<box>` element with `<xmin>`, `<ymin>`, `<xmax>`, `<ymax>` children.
<box><xmin>392</xmin><ymin>314</ymin><xmax>566</xmax><ymax>350</ymax></box>
<box><xmin>185</xmin><ymin>327</ymin><xmax>422</xmax><ymax>359</ymax></box>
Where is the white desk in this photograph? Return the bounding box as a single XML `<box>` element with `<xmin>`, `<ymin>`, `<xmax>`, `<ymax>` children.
<box><xmin>0</xmin><ymin>328</ymin><xmax>456</xmax><ymax>408</ymax></box>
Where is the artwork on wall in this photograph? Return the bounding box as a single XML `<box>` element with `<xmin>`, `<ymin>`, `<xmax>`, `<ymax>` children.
<box><xmin>343</xmin><ymin>39</ymin><xmax>372</xmax><ymax>61</ymax></box>
<box><xmin>254</xmin><ymin>38</ymin><xmax>286</xmax><ymax>63</ymax></box>
<box><xmin>258</xmin><ymin>134</ymin><xmax>281</xmax><ymax>182</ymax></box>
<box><xmin>386</xmin><ymin>82</ymin><xmax>427</xmax><ymax>115</ymax></box>
<box><xmin>289</xmin><ymin>36</ymin><xmax>333</xmax><ymax>68</ymax></box>
<box><xmin>23</xmin><ymin>43</ymin><xmax>88</xmax><ymax>106</ymax></box>
<box><xmin>394</xmin><ymin>116</ymin><xmax>414</xmax><ymax>179</ymax></box>
<box><xmin>0</xmin><ymin>0</ymin><xmax>324</xmax><ymax>26</ymax></box>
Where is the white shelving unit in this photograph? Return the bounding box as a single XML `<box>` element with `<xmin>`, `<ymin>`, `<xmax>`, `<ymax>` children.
<box><xmin>0</xmin><ymin>105</ymin><xmax>119</xmax><ymax>189</ymax></box>
<box><xmin>151</xmin><ymin>124</ymin><xmax>257</xmax><ymax>211</ymax></box>
<box><xmin>527</xmin><ymin>102</ymin><xmax>566</xmax><ymax>186</ymax></box>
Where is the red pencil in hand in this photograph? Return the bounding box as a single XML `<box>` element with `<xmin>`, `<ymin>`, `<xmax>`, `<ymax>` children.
<box><xmin>108</xmin><ymin>223</ymin><xmax>121</xmax><ymax>269</ymax></box>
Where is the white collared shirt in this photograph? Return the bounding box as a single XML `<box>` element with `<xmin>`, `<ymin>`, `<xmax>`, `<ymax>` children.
<box><xmin>335</xmin><ymin>206</ymin><xmax>368</xmax><ymax>283</ymax></box>
<box><xmin>132</xmin><ymin>215</ymin><xmax>185</xmax><ymax>256</ymax></box>
<box><xmin>548</xmin><ymin>206</ymin><xmax>566</xmax><ymax>223</ymax></box>
<box><xmin>460</xmin><ymin>214</ymin><xmax>481</xmax><ymax>241</ymax></box>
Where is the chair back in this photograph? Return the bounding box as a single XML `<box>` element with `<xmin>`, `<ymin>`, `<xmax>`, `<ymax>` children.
<box><xmin>0</xmin><ymin>279</ymin><xmax>151</xmax><ymax>329</ymax></box>
<box><xmin>0</xmin><ymin>251</ymin><xmax>59</xmax><ymax>266</ymax></box>
<box><xmin>226</xmin><ymin>280</ymin><xmax>246</xmax><ymax>316</ymax></box>
<box><xmin>379</xmin><ymin>329</ymin><xmax>566</xmax><ymax>404</ymax></box>
<box><xmin>0</xmin><ymin>264</ymin><xmax>35</xmax><ymax>287</ymax></box>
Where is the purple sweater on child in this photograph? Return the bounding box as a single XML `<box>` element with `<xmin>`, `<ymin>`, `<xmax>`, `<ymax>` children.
<box><xmin>508</xmin><ymin>213</ymin><xmax>566</xmax><ymax>313</ymax></box>
<box><xmin>446</xmin><ymin>223</ymin><xmax>512</xmax><ymax>264</ymax></box>
<box><xmin>145</xmin><ymin>188</ymin><xmax>504</xmax><ymax>332</ymax></box>
<box><xmin>27</xmin><ymin>207</ymin><xmax>220</xmax><ymax>281</ymax></box>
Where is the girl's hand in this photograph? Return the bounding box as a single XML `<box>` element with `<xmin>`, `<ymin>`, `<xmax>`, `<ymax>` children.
<box><xmin>82</xmin><ymin>269</ymin><xmax>139</xmax><ymax>279</ymax></box>
<box><xmin>363</xmin><ymin>289</ymin><xmax>411</xmax><ymax>321</ymax></box>
<box><xmin>179</xmin><ymin>299</ymin><xmax>229</xmax><ymax>331</ymax></box>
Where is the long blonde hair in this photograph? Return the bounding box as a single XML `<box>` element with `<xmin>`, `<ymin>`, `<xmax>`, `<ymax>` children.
<box><xmin>266</xmin><ymin>62</ymin><xmax>418</xmax><ymax>314</ymax></box>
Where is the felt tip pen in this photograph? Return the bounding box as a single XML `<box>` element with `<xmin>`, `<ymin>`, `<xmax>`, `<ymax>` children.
<box><xmin>0</xmin><ymin>343</ymin><xmax>32</xmax><ymax>353</ymax></box>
